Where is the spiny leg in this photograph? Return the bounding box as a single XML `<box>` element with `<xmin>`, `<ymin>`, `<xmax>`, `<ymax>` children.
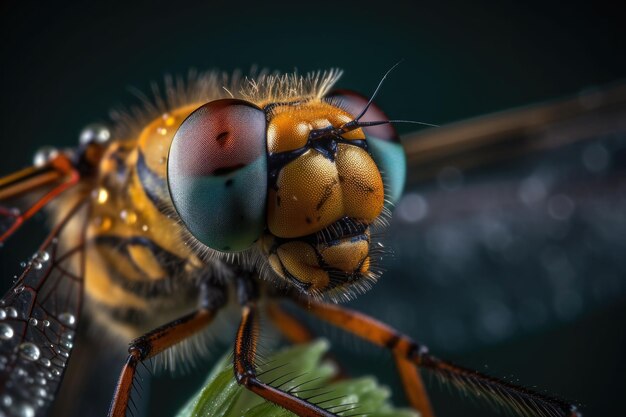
<box><xmin>234</xmin><ymin>302</ymin><xmax>338</xmax><ymax>417</ymax></box>
<box><xmin>291</xmin><ymin>299</ymin><xmax>434</xmax><ymax>416</ymax></box>
<box><xmin>108</xmin><ymin>281</ymin><xmax>226</xmax><ymax>417</ymax></box>
<box><xmin>297</xmin><ymin>300</ymin><xmax>581</xmax><ymax>417</ymax></box>
<box><xmin>272</xmin><ymin>299</ymin><xmax>432</xmax><ymax>416</ymax></box>
<box><xmin>107</xmin><ymin>309</ymin><xmax>218</xmax><ymax>417</ymax></box>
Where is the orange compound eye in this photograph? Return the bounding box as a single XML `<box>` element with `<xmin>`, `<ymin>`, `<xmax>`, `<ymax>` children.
<box><xmin>167</xmin><ymin>99</ymin><xmax>268</xmax><ymax>252</ymax></box>
<box><xmin>327</xmin><ymin>90</ymin><xmax>406</xmax><ymax>206</ymax></box>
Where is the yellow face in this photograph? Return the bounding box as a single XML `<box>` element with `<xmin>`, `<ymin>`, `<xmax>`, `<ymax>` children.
<box><xmin>260</xmin><ymin>101</ymin><xmax>385</xmax><ymax>297</ymax></box>
<box><xmin>167</xmin><ymin>82</ymin><xmax>405</xmax><ymax>299</ymax></box>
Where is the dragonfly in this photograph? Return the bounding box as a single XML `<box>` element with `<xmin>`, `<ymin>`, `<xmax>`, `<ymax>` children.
<box><xmin>2</xmin><ymin>68</ymin><xmax>622</xmax><ymax>417</ymax></box>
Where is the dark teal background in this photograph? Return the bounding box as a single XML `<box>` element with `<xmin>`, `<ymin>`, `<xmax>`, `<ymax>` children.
<box><xmin>1</xmin><ymin>1</ymin><xmax>625</xmax><ymax>417</ymax></box>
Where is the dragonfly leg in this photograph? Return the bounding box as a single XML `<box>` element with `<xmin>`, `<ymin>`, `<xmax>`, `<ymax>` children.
<box><xmin>298</xmin><ymin>300</ymin><xmax>582</xmax><ymax>417</ymax></box>
<box><xmin>234</xmin><ymin>302</ymin><xmax>338</xmax><ymax>417</ymax></box>
<box><xmin>107</xmin><ymin>282</ymin><xmax>226</xmax><ymax>417</ymax></box>
<box><xmin>293</xmin><ymin>300</ymin><xmax>434</xmax><ymax>417</ymax></box>
<box><xmin>266</xmin><ymin>301</ymin><xmax>348</xmax><ymax>379</ymax></box>
<box><xmin>267</xmin><ymin>302</ymin><xmax>315</xmax><ymax>344</ymax></box>
<box><xmin>394</xmin><ymin>353</ymin><xmax>434</xmax><ymax>417</ymax></box>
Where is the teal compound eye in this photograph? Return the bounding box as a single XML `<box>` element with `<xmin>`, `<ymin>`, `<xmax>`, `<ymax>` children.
<box><xmin>167</xmin><ymin>99</ymin><xmax>267</xmax><ymax>252</ymax></box>
<box><xmin>327</xmin><ymin>90</ymin><xmax>407</xmax><ymax>207</ymax></box>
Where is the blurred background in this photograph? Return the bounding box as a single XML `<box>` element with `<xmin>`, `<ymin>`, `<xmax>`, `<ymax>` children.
<box><xmin>1</xmin><ymin>1</ymin><xmax>625</xmax><ymax>416</ymax></box>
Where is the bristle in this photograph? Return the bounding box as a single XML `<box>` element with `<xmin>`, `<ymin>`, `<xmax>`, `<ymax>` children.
<box><xmin>150</xmin><ymin>306</ymin><xmax>239</xmax><ymax>375</ymax></box>
<box><xmin>240</xmin><ymin>69</ymin><xmax>343</xmax><ymax>105</ymax></box>
<box><xmin>111</xmin><ymin>68</ymin><xmax>343</xmax><ymax>140</ymax></box>
<box><xmin>422</xmin><ymin>355</ymin><xmax>580</xmax><ymax>417</ymax></box>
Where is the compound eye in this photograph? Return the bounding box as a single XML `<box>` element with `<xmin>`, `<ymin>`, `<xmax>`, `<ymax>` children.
<box><xmin>167</xmin><ymin>99</ymin><xmax>267</xmax><ymax>252</ymax></box>
<box><xmin>327</xmin><ymin>89</ymin><xmax>406</xmax><ymax>206</ymax></box>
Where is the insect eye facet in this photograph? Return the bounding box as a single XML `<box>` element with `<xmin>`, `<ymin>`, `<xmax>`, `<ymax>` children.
<box><xmin>328</xmin><ymin>89</ymin><xmax>406</xmax><ymax>206</ymax></box>
<box><xmin>167</xmin><ymin>99</ymin><xmax>268</xmax><ymax>252</ymax></box>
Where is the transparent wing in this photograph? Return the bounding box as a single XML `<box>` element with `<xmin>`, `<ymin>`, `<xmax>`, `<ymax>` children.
<box><xmin>0</xmin><ymin>199</ymin><xmax>88</xmax><ymax>417</ymax></box>
<box><xmin>0</xmin><ymin>155</ymin><xmax>79</xmax><ymax>244</ymax></box>
<box><xmin>362</xmin><ymin>84</ymin><xmax>626</xmax><ymax>352</ymax></box>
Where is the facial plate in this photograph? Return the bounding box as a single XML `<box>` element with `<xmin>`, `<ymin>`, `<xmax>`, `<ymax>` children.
<box><xmin>327</xmin><ymin>89</ymin><xmax>406</xmax><ymax>205</ymax></box>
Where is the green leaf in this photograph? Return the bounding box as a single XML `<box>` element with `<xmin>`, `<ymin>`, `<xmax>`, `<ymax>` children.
<box><xmin>175</xmin><ymin>339</ymin><xmax>419</xmax><ymax>417</ymax></box>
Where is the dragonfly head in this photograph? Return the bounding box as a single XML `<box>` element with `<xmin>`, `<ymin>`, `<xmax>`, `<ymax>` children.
<box><xmin>168</xmin><ymin>89</ymin><xmax>406</xmax><ymax>300</ymax></box>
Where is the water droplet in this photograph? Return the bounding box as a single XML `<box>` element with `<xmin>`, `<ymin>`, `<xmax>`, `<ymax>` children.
<box><xmin>141</xmin><ymin>224</ymin><xmax>149</xmax><ymax>232</ymax></box>
<box><xmin>42</xmin><ymin>320</ymin><xmax>50</xmax><ymax>327</ymax></box>
<box><xmin>120</xmin><ymin>210</ymin><xmax>137</xmax><ymax>225</ymax></box>
<box><xmin>13</xmin><ymin>286</ymin><xmax>24</xmax><ymax>294</ymax></box>
<box><xmin>0</xmin><ymin>324</ymin><xmax>13</xmax><ymax>340</ymax></box>
<box><xmin>33</xmin><ymin>387</ymin><xmax>47</xmax><ymax>397</ymax></box>
<box><xmin>33</xmin><ymin>251</ymin><xmax>50</xmax><ymax>262</ymax></box>
<box><xmin>60</xmin><ymin>340</ymin><xmax>73</xmax><ymax>349</ymax></box>
<box><xmin>79</xmin><ymin>124</ymin><xmax>111</xmax><ymax>145</ymax></box>
<box><xmin>93</xmin><ymin>216</ymin><xmax>113</xmax><ymax>232</ymax></box>
<box><xmin>162</xmin><ymin>114</ymin><xmax>176</xmax><ymax>126</ymax></box>
<box><xmin>5</xmin><ymin>307</ymin><xmax>18</xmax><ymax>318</ymax></box>
<box><xmin>0</xmin><ymin>310</ymin><xmax>6</xmax><ymax>320</ymax></box>
<box><xmin>51</xmin><ymin>369</ymin><xmax>61</xmax><ymax>377</ymax></box>
<box><xmin>156</xmin><ymin>127</ymin><xmax>168</xmax><ymax>135</ymax></box>
<box><xmin>18</xmin><ymin>343</ymin><xmax>41</xmax><ymax>361</ymax></box>
<box><xmin>94</xmin><ymin>187</ymin><xmax>109</xmax><ymax>204</ymax></box>
<box><xmin>1</xmin><ymin>394</ymin><xmax>12</xmax><ymax>407</ymax></box>
<box><xmin>32</xmin><ymin>146</ymin><xmax>59</xmax><ymax>167</ymax></box>
<box><xmin>19</xmin><ymin>262</ymin><xmax>27</xmax><ymax>268</ymax></box>
<box><xmin>28</xmin><ymin>318</ymin><xmax>38</xmax><ymax>326</ymax></box>
<box><xmin>32</xmin><ymin>261</ymin><xmax>43</xmax><ymax>270</ymax></box>
<box><xmin>39</xmin><ymin>357</ymin><xmax>51</xmax><ymax>368</ymax></box>
<box><xmin>51</xmin><ymin>357</ymin><xmax>65</xmax><ymax>368</ymax></box>
<box><xmin>58</xmin><ymin>312</ymin><xmax>76</xmax><ymax>326</ymax></box>
<box><xmin>12</xmin><ymin>402</ymin><xmax>35</xmax><ymax>417</ymax></box>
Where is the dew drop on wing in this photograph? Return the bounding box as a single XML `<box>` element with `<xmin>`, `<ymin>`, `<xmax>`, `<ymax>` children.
<box><xmin>0</xmin><ymin>324</ymin><xmax>13</xmax><ymax>340</ymax></box>
<box><xmin>0</xmin><ymin>199</ymin><xmax>88</xmax><ymax>417</ymax></box>
<box><xmin>18</xmin><ymin>343</ymin><xmax>41</xmax><ymax>362</ymax></box>
<box><xmin>4</xmin><ymin>307</ymin><xmax>17</xmax><ymax>319</ymax></box>
<box><xmin>58</xmin><ymin>313</ymin><xmax>76</xmax><ymax>327</ymax></box>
